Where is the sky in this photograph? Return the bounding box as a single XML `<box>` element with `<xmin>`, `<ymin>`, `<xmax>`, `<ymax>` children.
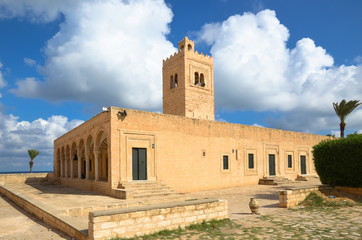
<box><xmin>0</xmin><ymin>0</ymin><xmax>361</xmax><ymax>172</ymax></box>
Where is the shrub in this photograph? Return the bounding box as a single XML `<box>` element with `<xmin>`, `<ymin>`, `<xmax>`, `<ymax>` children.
<box><xmin>313</xmin><ymin>134</ymin><xmax>362</xmax><ymax>187</ymax></box>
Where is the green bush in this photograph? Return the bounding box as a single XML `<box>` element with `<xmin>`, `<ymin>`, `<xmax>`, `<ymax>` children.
<box><xmin>313</xmin><ymin>134</ymin><xmax>362</xmax><ymax>187</ymax></box>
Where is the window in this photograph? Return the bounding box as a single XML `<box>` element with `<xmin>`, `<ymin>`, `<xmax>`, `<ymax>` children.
<box><xmin>248</xmin><ymin>153</ymin><xmax>254</xmax><ymax>169</ymax></box>
<box><xmin>174</xmin><ymin>74</ymin><xmax>178</xmax><ymax>88</ymax></box>
<box><xmin>223</xmin><ymin>155</ymin><xmax>229</xmax><ymax>170</ymax></box>
<box><xmin>288</xmin><ymin>155</ymin><xmax>292</xmax><ymax>168</ymax></box>
<box><xmin>188</xmin><ymin>44</ymin><xmax>192</xmax><ymax>51</ymax></box>
<box><xmin>194</xmin><ymin>72</ymin><xmax>199</xmax><ymax>85</ymax></box>
<box><xmin>200</xmin><ymin>73</ymin><xmax>205</xmax><ymax>87</ymax></box>
<box><xmin>170</xmin><ymin>75</ymin><xmax>173</xmax><ymax>89</ymax></box>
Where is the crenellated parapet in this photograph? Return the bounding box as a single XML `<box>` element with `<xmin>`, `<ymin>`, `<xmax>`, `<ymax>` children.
<box><xmin>163</xmin><ymin>37</ymin><xmax>213</xmax><ymax>63</ymax></box>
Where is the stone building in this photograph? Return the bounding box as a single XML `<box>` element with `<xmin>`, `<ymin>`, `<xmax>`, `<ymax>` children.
<box><xmin>53</xmin><ymin>37</ymin><xmax>327</xmax><ymax>198</ymax></box>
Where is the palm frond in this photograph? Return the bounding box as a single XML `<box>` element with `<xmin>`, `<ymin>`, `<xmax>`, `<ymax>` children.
<box><xmin>333</xmin><ymin>99</ymin><xmax>361</xmax><ymax>123</ymax></box>
<box><xmin>28</xmin><ymin>149</ymin><xmax>40</xmax><ymax>161</ymax></box>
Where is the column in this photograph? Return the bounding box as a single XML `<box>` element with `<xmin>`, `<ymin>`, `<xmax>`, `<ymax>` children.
<box><xmin>70</xmin><ymin>150</ymin><xmax>74</xmax><ymax>178</ymax></box>
<box><xmin>77</xmin><ymin>146</ymin><xmax>82</xmax><ymax>179</ymax></box>
<box><xmin>95</xmin><ymin>150</ymin><xmax>100</xmax><ymax>181</ymax></box>
<box><xmin>86</xmin><ymin>153</ymin><xmax>90</xmax><ymax>180</ymax></box>
<box><xmin>60</xmin><ymin>153</ymin><xmax>64</xmax><ymax>177</ymax></box>
<box><xmin>64</xmin><ymin>154</ymin><xmax>68</xmax><ymax>178</ymax></box>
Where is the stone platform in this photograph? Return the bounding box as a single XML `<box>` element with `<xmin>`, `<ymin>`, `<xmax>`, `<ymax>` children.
<box><xmin>0</xmin><ymin>174</ymin><xmax>323</xmax><ymax>239</ymax></box>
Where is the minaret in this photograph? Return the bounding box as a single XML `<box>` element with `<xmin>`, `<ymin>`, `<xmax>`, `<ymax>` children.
<box><xmin>162</xmin><ymin>37</ymin><xmax>214</xmax><ymax>120</ymax></box>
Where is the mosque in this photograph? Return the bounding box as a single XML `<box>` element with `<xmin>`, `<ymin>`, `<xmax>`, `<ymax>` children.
<box><xmin>53</xmin><ymin>37</ymin><xmax>327</xmax><ymax>198</ymax></box>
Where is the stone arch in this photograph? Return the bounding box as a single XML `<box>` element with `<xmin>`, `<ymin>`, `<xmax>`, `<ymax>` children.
<box><xmin>188</xmin><ymin>44</ymin><xmax>192</xmax><ymax>51</ymax></box>
<box><xmin>78</xmin><ymin>139</ymin><xmax>86</xmax><ymax>179</ymax></box>
<box><xmin>194</xmin><ymin>72</ymin><xmax>199</xmax><ymax>85</ymax></box>
<box><xmin>96</xmin><ymin>129</ymin><xmax>109</xmax><ymax>181</ymax></box>
<box><xmin>71</xmin><ymin>142</ymin><xmax>78</xmax><ymax>178</ymax></box>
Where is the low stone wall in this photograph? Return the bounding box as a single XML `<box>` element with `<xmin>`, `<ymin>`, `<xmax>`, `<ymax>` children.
<box><xmin>89</xmin><ymin>199</ymin><xmax>228</xmax><ymax>240</ymax></box>
<box><xmin>279</xmin><ymin>186</ymin><xmax>332</xmax><ymax>208</ymax></box>
<box><xmin>60</xmin><ymin>177</ymin><xmax>110</xmax><ymax>196</ymax></box>
<box><xmin>335</xmin><ymin>186</ymin><xmax>362</xmax><ymax>196</ymax></box>
<box><xmin>0</xmin><ymin>173</ymin><xmax>50</xmax><ymax>184</ymax></box>
<box><xmin>279</xmin><ymin>185</ymin><xmax>362</xmax><ymax>208</ymax></box>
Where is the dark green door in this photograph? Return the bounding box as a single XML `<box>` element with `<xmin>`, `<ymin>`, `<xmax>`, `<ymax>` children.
<box><xmin>132</xmin><ymin>148</ymin><xmax>147</xmax><ymax>180</ymax></box>
<box><xmin>300</xmin><ymin>155</ymin><xmax>306</xmax><ymax>174</ymax></box>
<box><xmin>269</xmin><ymin>154</ymin><xmax>276</xmax><ymax>176</ymax></box>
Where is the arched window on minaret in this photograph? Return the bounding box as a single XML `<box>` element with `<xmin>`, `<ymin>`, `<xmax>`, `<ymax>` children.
<box><xmin>174</xmin><ymin>74</ymin><xmax>178</xmax><ymax>88</ymax></box>
<box><xmin>170</xmin><ymin>75</ymin><xmax>174</xmax><ymax>89</ymax></box>
<box><xmin>200</xmin><ymin>73</ymin><xmax>205</xmax><ymax>87</ymax></box>
<box><xmin>194</xmin><ymin>72</ymin><xmax>199</xmax><ymax>86</ymax></box>
<box><xmin>188</xmin><ymin>44</ymin><xmax>193</xmax><ymax>51</ymax></box>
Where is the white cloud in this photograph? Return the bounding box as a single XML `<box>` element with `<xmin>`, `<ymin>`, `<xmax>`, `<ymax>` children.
<box><xmin>198</xmin><ymin>10</ymin><xmax>362</xmax><ymax>132</ymax></box>
<box><xmin>9</xmin><ymin>0</ymin><xmax>176</xmax><ymax>111</ymax></box>
<box><xmin>24</xmin><ymin>57</ymin><xmax>36</xmax><ymax>66</ymax></box>
<box><xmin>0</xmin><ymin>62</ymin><xmax>6</xmax><ymax>88</ymax></box>
<box><xmin>0</xmin><ymin>0</ymin><xmax>82</xmax><ymax>23</ymax></box>
<box><xmin>252</xmin><ymin>123</ymin><xmax>264</xmax><ymax>127</ymax></box>
<box><xmin>0</xmin><ymin>111</ymin><xmax>83</xmax><ymax>172</ymax></box>
<box><xmin>354</xmin><ymin>56</ymin><xmax>362</xmax><ymax>64</ymax></box>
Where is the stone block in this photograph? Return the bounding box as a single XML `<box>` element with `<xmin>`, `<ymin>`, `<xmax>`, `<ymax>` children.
<box><xmin>129</xmin><ymin>211</ymin><xmax>146</xmax><ymax>218</ymax></box>
<box><xmin>146</xmin><ymin>209</ymin><xmax>161</xmax><ymax>216</ymax></box>
<box><xmin>160</xmin><ymin>208</ymin><xmax>171</xmax><ymax>214</ymax></box>
<box><xmin>185</xmin><ymin>216</ymin><xmax>197</xmax><ymax>223</ymax></box>
<box><xmin>118</xmin><ymin>218</ymin><xmax>136</xmax><ymax>226</ymax></box>
<box><xmin>158</xmin><ymin>220</ymin><xmax>171</xmax><ymax>227</ymax></box>
<box><xmin>93</xmin><ymin>229</ymin><xmax>111</xmax><ymax>239</ymax></box>
<box><xmin>112</xmin><ymin>227</ymin><xmax>126</xmax><ymax>235</ymax></box>
<box><xmin>112</xmin><ymin>213</ymin><xmax>129</xmax><ymax>221</ymax></box>
<box><xmin>136</xmin><ymin>216</ymin><xmax>151</xmax><ymax>224</ymax></box>
<box><xmin>101</xmin><ymin>221</ymin><xmax>118</xmax><ymax>229</ymax></box>
<box><xmin>171</xmin><ymin>217</ymin><xmax>185</xmax><ymax>225</ymax></box>
<box><xmin>166</xmin><ymin>212</ymin><xmax>180</xmax><ymax>219</ymax></box>
<box><xmin>218</xmin><ymin>210</ymin><xmax>228</xmax><ymax>217</ymax></box>
<box><xmin>140</xmin><ymin>222</ymin><xmax>156</xmax><ymax>230</ymax></box>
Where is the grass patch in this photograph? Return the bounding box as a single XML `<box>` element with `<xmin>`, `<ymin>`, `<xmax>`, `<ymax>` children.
<box><xmin>109</xmin><ymin>218</ymin><xmax>231</xmax><ymax>240</ymax></box>
<box><xmin>300</xmin><ymin>192</ymin><xmax>355</xmax><ymax>208</ymax></box>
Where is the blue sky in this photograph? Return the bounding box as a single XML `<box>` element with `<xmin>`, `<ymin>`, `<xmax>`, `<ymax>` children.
<box><xmin>0</xmin><ymin>0</ymin><xmax>361</xmax><ymax>172</ymax></box>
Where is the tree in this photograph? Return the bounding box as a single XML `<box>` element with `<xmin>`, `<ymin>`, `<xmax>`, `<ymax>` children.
<box><xmin>28</xmin><ymin>149</ymin><xmax>40</xmax><ymax>173</ymax></box>
<box><xmin>333</xmin><ymin>99</ymin><xmax>361</xmax><ymax>138</ymax></box>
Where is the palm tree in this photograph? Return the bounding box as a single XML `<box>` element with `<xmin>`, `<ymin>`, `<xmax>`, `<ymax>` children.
<box><xmin>28</xmin><ymin>149</ymin><xmax>40</xmax><ymax>173</ymax></box>
<box><xmin>333</xmin><ymin>99</ymin><xmax>361</xmax><ymax>138</ymax></box>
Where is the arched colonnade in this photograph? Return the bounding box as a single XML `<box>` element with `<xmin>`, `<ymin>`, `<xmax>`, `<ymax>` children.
<box><xmin>55</xmin><ymin>129</ymin><xmax>109</xmax><ymax>182</ymax></box>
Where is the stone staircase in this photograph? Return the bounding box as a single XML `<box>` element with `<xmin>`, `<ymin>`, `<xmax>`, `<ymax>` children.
<box><xmin>258</xmin><ymin>176</ymin><xmax>293</xmax><ymax>185</ymax></box>
<box><xmin>296</xmin><ymin>174</ymin><xmax>319</xmax><ymax>181</ymax></box>
<box><xmin>114</xmin><ymin>181</ymin><xmax>186</xmax><ymax>202</ymax></box>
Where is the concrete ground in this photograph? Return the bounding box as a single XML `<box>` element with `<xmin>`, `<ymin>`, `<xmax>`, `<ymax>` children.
<box><xmin>0</xmin><ymin>179</ymin><xmax>322</xmax><ymax>239</ymax></box>
<box><xmin>0</xmin><ymin>194</ymin><xmax>71</xmax><ymax>240</ymax></box>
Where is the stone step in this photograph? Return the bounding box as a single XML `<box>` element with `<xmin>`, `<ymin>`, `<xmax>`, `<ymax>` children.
<box><xmin>118</xmin><ymin>181</ymin><xmax>168</xmax><ymax>189</ymax></box>
<box><xmin>116</xmin><ymin>180</ymin><xmax>180</xmax><ymax>200</ymax></box>
<box><xmin>296</xmin><ymin>175</ymin><xmax>319</xmax><ymax>181</ymax></box>
<box><xmin>259</xmin><ymin>176</ymin><xmax>293</xmax><ymax>185</ymax></box>
<box><xmin>133</xmin><ymin>192</ymin><xmax>179</xmax><ymax>199</ymax></box>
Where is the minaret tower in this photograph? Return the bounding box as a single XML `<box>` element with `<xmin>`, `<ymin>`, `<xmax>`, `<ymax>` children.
<box><xmin>162</xmin><ymin>37</ymin><xmax>214</xmax><ymax>120</ymax></box>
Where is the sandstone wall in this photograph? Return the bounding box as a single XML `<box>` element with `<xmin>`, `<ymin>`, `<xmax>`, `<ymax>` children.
<box><xmin>110</xmin><ymin>107</ymin><xmax>329</xmax><ymax>193</ymax></box>
<box><xmin>89</xmin><ymin>199</ymin><xmax>228</xmax><ymax>240</ymax></box>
